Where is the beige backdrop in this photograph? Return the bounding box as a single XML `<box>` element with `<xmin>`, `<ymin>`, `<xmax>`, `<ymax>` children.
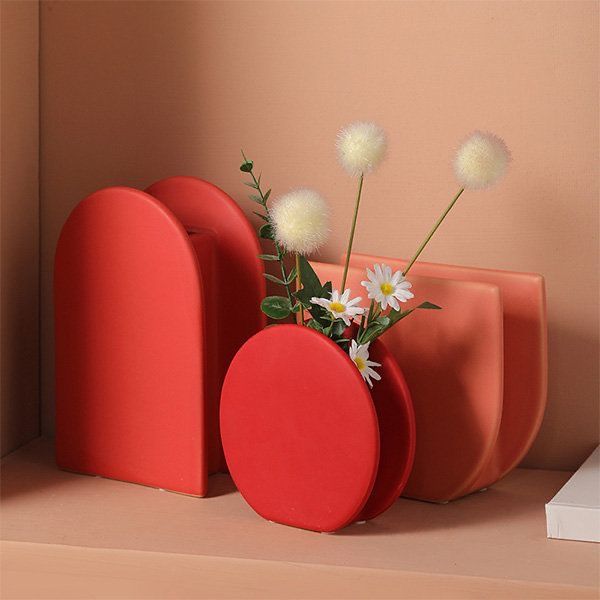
<box><xmin>39</xmin><ymin>0</ymin><xmax>598</xmax><ymax>470</ymax></box>
<box><xmin>1</xmin><ymin>0</ymin><xmax>40</xmax><ymax>455</ymax></box>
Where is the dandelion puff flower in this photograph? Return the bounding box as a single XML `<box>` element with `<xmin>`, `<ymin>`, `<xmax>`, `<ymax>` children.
<box><xmin>349</xmin><ymin>340</ymin><xmax>381</xmax><ymax>388</ymax></box>
<box><xmin>336</xmin><ymin>121</ymin><xmax>387</xmax><ymax>177</ymax></box>
<box><xmin>270</xmin><ymin>189</ymin><xmax>330</xmax><ymax>255</ymax></box>
<box><xmin>454</xmin><ymin>131</ymin><xmax>511</xmax><ymax>189</ymax></box>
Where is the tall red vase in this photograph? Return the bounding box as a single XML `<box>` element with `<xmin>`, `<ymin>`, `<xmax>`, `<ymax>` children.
<box><xmin>54</xmin><ymin>178</ymin><xmax>265</xmax><ymax>495</ymax></box>
<box><xmin>220</xmin><ymin>325</ymin><xmax>415</xmax><ymax>532</ymax></box>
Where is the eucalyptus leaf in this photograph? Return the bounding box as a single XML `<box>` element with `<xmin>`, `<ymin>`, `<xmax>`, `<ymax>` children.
<box><xmin>253</xmin><ymin>211</ymin><xmax>269</xmax><ymax>221</ymax></box>
<box><xmin>258</xmin><ymin>223</ymin><xmax>274</xmax><ymax>240</ymax></box>
<box><xmin>261</xmin><ymin>296</ymin><xmax>291</xmax><ymax>319</ymax></box>
<box><xmin>258</xmin><ymin>253</ymin><xmax>279</xmax><ymax>261</ymax></box>
<box><xmin>263</xmin><ymin>273</ymin><xmax>287</xmax><ymax>285</ymax></box>
<box><xmin>249</xmin><ymin>194</ymin><xmax>263</xmax><ymax>204</ymax></box>
<box><xmin>285</xmin><ymin>267</ymin><xmax>298</xmax><ymax>285</ymax></box>
<box><xmin>263</xmin><ymin>189</ymin><xmax>271</xmax><ymax>202</ymax></box>
<box><xmin>244</xmin><ymin>181</ymin><xmax>259</xmax><ymax>189</ymax></box>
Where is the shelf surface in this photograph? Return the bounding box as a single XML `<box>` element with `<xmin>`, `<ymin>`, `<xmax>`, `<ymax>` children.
<box><xmin>2</xmin><ymin>438</ymin><xmax>599</xmax><ymax>598</ymax></box>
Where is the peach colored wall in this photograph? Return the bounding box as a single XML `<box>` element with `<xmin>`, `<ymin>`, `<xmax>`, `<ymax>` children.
<box><xmin>1</xmin><ymin>0</ymin><xmax>40</xmax><ymax>455</ymax></box>
<box><xmin>40</xmin><ymin>1</ymin><xmax>598</xmax><ymax>470</ymax></box>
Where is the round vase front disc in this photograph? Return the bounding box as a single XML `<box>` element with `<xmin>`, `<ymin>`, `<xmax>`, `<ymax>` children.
<box><xmin>220</xmin><ymin>325</ymin><xmax>380</xmax><ymax>532</ymax></box>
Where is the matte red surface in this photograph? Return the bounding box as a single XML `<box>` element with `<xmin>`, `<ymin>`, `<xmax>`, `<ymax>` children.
<box><xmin>55</xmin><ymin>187</ymin><xmax>206</xmax><ymax>495</ymax></box>
<box><xmin>357</xmin><ymin>338</ymin><xmax>416</xmax><ymax>521</ymax></box>
<box><xmin>220</xmin><ymin>325</ymin><xmax>380</xmax><ymax>532</ymax></box>
<box><xmin>312</xmin><ymin>261</ymin><xmax>504</xmax><ymax>502</ymax></box>
<box><xmin>55</xmin><ymin>178</ymin><xmax>265</xmax><ymax>495</ymax></box>
<box><xmin>350</xmin><ymin>254</ymin><xmax>547</xmax><ymax>495</ymax></box>
<box><xmin>221</xmin><ymin>325</ymin><xmax>416</xmax><ymax>531</ymax></box>
<box><xmin>146</xmin><ymin>177</ymin><xmax>266</xmax><ymax>473</ymax></box>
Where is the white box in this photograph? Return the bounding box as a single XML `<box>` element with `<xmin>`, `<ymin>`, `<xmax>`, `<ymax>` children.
<box><xmin>546</xmin><ymin>446</ymin><xmax>600</xmax><ymax>543</ymax></box>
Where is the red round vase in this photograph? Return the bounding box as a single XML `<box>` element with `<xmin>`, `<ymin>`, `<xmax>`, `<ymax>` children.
<box><xmin>220</xmin><ymin>325</ymin><xmax>415</xmax><ymax>532</ymax></box>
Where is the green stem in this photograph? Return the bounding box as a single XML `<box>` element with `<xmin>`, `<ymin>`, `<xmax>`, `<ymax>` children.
<box><xmin>325</xmin><ymin>318</ymin><xmax>336</xmax><ymax>337</ymax></box>
<box><xmin>403</xmin><ymin>187</ymin><xmax>465</xmax><ymax>276</ymax></box>
<box><xmin>340</xmin><ymin>173</ymin><xmax>364</xmax><ymax>291</ymax></box>
<box><xmin>357</xmin><ymin>300</ymin><xmax>375</xmax><ymax>344</ymax></box>
<box><xmin>295</xmin><ymin>253</ymin><xmax>303</xmax><ymax>325</ymax></box>
<box><xmin>245</xmin><ymin>157</ymin><xmax>294</xmax><ymax>304</ymax></box>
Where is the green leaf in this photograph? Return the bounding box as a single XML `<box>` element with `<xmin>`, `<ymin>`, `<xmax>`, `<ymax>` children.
<box><xmin>285</xmin><ymin>267</ymin><xmax>298</xmax><ymax>285</ymax></box>
<box><xmin>240</xmin><ymin>160</ymin><xmax>254</xmax><ymax>172</ymax></box>
<box><xmin>297</xmin><ymin>256</ymin><xmax>323</xmax><ymax>299</ymax></box>
<box><xmin>419</xmin><ymin>301</ymin><xmax>442</xmax><ymax>310</ymax></box>
<box><xmin>261</xmin><ymin>296</ymin><xmax>291</xmax><ymax>319</ymax></box>
<box><xmin>331</xmin><ymin>320</ymin><xmax>347</xmax><ymax>338</ymax></box>
<box><xmin>263</xmin><ymin>273</ymin><xmax>287</xmax><ymax>285</ymax></box>
<box><xmin>252</xmin><ymin>211</ymin><xmax>269</xmax><ymax>221</ymax></box>
<box><xmin>291</xmin><ymin>302</ymin><xmax>302</xmax><ymax>313</ymax></box>
<box><xmin>249</xmin><ymin>194</ymin><xmax>263</xmax><ymax>204</ymax></box>
<box><xmin>359</xmin><ymin>315</ymin><xmax>390</xmax><ymax>344</ymax></box>
<box><xmin>258</xmin><ymin>223</ymin><xmax>274</xmax><ymax>240</ymax></box>
<box><xmin>306</xmin><ymin>319</ymin><xmax>324</xmax><ymax>332</ymax></box>
<box><xmin>244</xmin><ymin>181</ymin><xmax>259</xmax><ymax>189</ymax></box>
<box><xmin>263</xmin><ymin>189</ymin><xmax>271</xmax><ymax>202</ymax></box>
<box><xmin>293</xmin><ymin>260</ymin><xmax>334</xmax><ymax>328</ymax></box>
<box><xmin>388</xmin><ymin>301</ymin><xmax>441</xmax><ymax>325</ymax></box>
<box><xmin>258</xmin><ymin>253</ymin><xmax>279</xmax><ymax>261</ymax></box>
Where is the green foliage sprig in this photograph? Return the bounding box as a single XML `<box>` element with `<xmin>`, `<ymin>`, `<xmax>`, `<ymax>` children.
<box><xmin>240</xmin><ymin>152</ymin><xmax>299</xmax><ymax>321</ymax></box>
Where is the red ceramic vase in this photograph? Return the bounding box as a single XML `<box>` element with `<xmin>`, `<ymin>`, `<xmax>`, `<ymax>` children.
<box><xmin>220</xmin><ymin>325</ymin><xmax>415</xmax><ymax>532</ymax></box>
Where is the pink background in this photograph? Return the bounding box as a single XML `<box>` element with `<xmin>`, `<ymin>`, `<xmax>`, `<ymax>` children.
<box><xmin>30</xmin><ymin>1</ymin><xmax>599</xmax><ymax>469</ymax></box>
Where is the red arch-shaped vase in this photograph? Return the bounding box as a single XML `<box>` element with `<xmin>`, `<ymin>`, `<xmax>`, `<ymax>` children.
<box><xmin>55</xmin><ymin>178</ymin><xmax>265</xmax><ymax>494</ymax></box>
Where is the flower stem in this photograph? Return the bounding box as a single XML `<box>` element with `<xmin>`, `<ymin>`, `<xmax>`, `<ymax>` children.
<box><xmin>341</xmin><ymin>173</ymin><xmax>365</xmax><ymax>291</ymax></box>
<box><xmin>357</xmin><ymin>299</ymin><xmax>375</xmax><ymax>344</ymax></box>
<box><xmin>403</xmin><ymin>187</ymin><xmax>465</xmax><ymax>276</ymax></box>
<box><xmin>295</xmin><ymin>253</ymin><xmax>303</xmax><ymax>325</ymax></box>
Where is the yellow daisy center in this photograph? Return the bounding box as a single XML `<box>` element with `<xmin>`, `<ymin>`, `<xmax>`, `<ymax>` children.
<box><xmin>380</xmin><ymin>282</ymin><xmax>394</xmax><ymax>295</ymax></box>
<box><xmin>353</xmin><ymin>357</ymin><xmax>366</xmax><ymax>371</ymax></box>
<box><xmin>329</xmin><ymin>301</ymin><xmax>346</xmax><ymax>313</ymax></box>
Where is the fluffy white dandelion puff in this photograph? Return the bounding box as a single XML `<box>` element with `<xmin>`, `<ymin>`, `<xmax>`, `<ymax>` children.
<box><xmin>336</xmin><ymin>121</ymin><xmax>387</xmax><ymax>177</ymax></box>
<box><xmin>270</xmin><ymin>189</ymin><xmax>330</xmax><ymax>255</ymax></box>
<box><xmin>454</xmin><ymin>131</ymin><xmax>510</xmax><ymax>189</ymax></box>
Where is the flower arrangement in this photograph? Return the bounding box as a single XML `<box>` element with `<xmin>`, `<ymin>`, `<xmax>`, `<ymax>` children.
<box><xmin>240</xmin><ymin>125</ymin><xmax>510</xmax><ymax>387</ymax></box>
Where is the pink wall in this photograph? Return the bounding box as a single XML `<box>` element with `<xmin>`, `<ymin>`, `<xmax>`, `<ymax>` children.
<box><xmin>40</xmin><ymin>0</ymin><xmax>598</xmax><ymax>470</ymax></box>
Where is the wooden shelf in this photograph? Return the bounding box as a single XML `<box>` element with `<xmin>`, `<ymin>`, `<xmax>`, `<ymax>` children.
<box><xmin>2</xmin><ymin>438</ymin><xmax>598</xmax><ymax>599</ymax></box>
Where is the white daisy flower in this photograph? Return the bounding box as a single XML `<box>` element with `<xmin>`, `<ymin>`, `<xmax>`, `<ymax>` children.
<box><xmin>310</xmin><ymin>289</ymin><xmax>365</xmax><ymax>327</ymax></box>
<box><xmin>349</xmin><ymin>340</ymin><xmax>381</xmax><ymax>388</ymax></box>
<box><xmin>361</xmin><ymin>263</ymin><xmax>414</xmax><ymax>311</ymax></box>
